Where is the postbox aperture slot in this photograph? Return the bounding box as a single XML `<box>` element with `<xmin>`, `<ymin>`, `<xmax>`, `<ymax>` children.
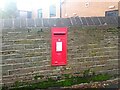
<box><xmin>54</xmin><ymin>32</ymin><xmax>66</xmax><ymax>35</ymax></box>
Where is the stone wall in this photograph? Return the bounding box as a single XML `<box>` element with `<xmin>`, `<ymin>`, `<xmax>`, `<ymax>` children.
<box><xmin>1</xmin><ymin>27</ymin><xmax>119</xmax><ymax>86</ymax></box>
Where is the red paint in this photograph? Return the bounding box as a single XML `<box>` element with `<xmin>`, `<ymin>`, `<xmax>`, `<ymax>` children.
<box><xmin>51</xmin><ymin>27</ymin><xmax>67</xmax><ymax>66</ymax></box>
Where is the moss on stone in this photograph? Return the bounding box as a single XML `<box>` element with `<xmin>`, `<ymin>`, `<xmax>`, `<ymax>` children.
<box><xmin>4</xmin><ymin>73</ymin><xmax>112</xmax><ymax>90</ymax></box>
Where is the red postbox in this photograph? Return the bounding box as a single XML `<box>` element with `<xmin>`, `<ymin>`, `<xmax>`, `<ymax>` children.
<box><xmin>51</xmin><ymin>27</ymin><xmax>67</xmax><ymax>66</ymax></box>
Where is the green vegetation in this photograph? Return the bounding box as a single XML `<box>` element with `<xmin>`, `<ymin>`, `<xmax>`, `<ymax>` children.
<box><xmin>34</xmin><ymin>75</ymin><xmax>44</xmax><ymax>80</ymax></box>
<box><xmin>2</xmin><ymin>71</ymin><xmax>112</xmax><ymax>90</ymax></box>
<box><xmin>91</xmin><ymin>74</ymin><xmax>111</xmax><ymax>82</ymax></box>
<box><xmin>106</xmin><ymin>27</ymin><xmax>119</xmax><ymax>34</ymax></box>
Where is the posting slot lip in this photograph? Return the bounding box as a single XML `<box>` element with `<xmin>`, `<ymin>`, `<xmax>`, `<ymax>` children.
<box><xmin>53</xmin><ymin>32</ymin><xmax>66</xmax><ymax>35</ymax></box>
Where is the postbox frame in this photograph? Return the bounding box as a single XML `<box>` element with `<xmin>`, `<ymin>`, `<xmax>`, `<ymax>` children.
<box><xmin>51</xmin><ymin>27</ymin><xmax>67</xmax><ymax>66</ymax></box>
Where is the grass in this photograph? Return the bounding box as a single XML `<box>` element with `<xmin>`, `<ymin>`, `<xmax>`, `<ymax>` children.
<box><xmin>2</xmin><ymin>73</ymin><xmax>112</xmax><ymax>90</ymax></box>
<box><xmin>91</xmin><ymin>74</ymin><xmax>111</xmax><ymax>82</ymax></box>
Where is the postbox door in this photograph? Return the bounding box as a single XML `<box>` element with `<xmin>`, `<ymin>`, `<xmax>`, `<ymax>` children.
<box><xmin>52</xmin><ymin>38</ymin><xmax>66</xmax><ymax>65</ymax></box>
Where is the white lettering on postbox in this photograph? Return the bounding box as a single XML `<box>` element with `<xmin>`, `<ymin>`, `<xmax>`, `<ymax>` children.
<box><xmin>56</xmin><ymin>42</ymin><xmax>62</xmax><ymax>52</ymax></box>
